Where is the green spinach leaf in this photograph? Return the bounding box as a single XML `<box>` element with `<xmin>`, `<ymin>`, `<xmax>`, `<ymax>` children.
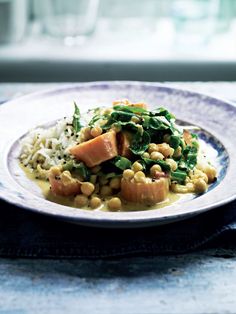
<box><xmin>113</xmin><ymin>105</ymin><xmax>147</xmax><ymax>114</ymax></box>
<box><xmin>130</xmin><ymin>131</ymin><xmax>150</xmax><ymax>155</ymax></box>
<box><xmin>112</xmin><ymin>156</ymin><xmax>132</xmax><ymax>171</ymax></box>
<box><xmin>171</xmin><ymin>170</ymin><xmax>187</xmax><ymax>184</ymax></box>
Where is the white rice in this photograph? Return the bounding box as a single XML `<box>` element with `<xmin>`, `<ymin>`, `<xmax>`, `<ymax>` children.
<box><xmin>19</xmin><ymin>117</ymin><xmax>79</xmax><ymax>172</ymax></box>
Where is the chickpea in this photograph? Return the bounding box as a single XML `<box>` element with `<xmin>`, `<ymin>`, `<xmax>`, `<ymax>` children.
<box><xmin>173</xmin><ymin>146</ymin><xmax>182</xmax><ymax>158</ymax></box>
<box><xmin>190</xmin><ymin>169</ymin><xmax>208</xmax><ymax>183</ymax></box>
<box><xmin>90</xmin><ymin>126</ymin><xmax>102</xmax><ymax>138</ymax></box>
<box><xmin>150</xmin><ymin>151</ymin><xmax>164</xmax><ymax>161</ymax></box>
<box><xmin>107</xmin><ymin>197</ymin><xmax>122</xmax><ymax>211</ymax></box>
<box><xmin>137</xmin><ymin>125</ymin><xmax>143</xmax><ymax>134</ymax></box>
<box><xmin>185</xmin><ymin>176</ymin><xmax>191</xmax><ymax>184</ymax></box>
<box><xmin>200</xmin><ymin>172</ymin><xmax>208</xmax><ymax>183</ymax></box>
<box><xmin>91</xmin><ymin>165</ymin><xmax>101</xmax><ymax>174</ymax></box>
<box><xmin>134</xmin><ymin>171</ymin><xmax>146</xmax><ymax>183</ymax></box>
<box><xmin>150</xmin><ymin>164</ymin><xmax>162</xmax><ymax>177</ymax></box>
<box><xmin>204</xmin><ymin>165</ymin><xmax>217</xmax><ymax>183</ymax></box>
<box><xmin>148</xmin><ymin>143</ymin><xmax>157</xmax><ymax>154</ymax></box>
<box><xmin>81</xmin><ymin>182</ymin><xmax>95</xmax><ymax>196</ymax></box>
<box><xmin>171</xmin><ymin>183</ymin><xmax>189</xmax><ymax>193</ymax></box>
<box><xmin>165</xmin><ymin>158</ymin><xmax>178</xmax><ymax>171</ymax></box>
<box><xmin>60</xmin><ymin>171</ymin><xmax>72</xmax><ymax>184</ymax></box>
<box><xmin>132</xmin><ymin>161</ymin><xmax>143</xmax><ymax>172</ymax></box>
<box><xmin>123</xmin><ymin>169</ymin><xmax>134</xmax><ymax>181</ymax></box>
<box><xmin>109</xmin><ymin>177</ymin><xmax>121</xmax><ymax>190</ymax></box>
<box><xmin>83</xmin><ymin>127</ymin><xmax>92</xmax><ymax>141</ymax></box>
<box><xmin>74</xmin><ymin>194</ymin><xmax>88</xmax><ymax>207</ymax></box>
<box><xmin>142</xmin><ymin>152</ymin><xmax>150</xmax><ymax>159</ymax></box>
<box><xmin>112</xmin><ymin>124</ymin><xmax>122</xmax><ymax>133</ymax></box>
<box><xmin>194</xmin><ymin>178</ymin><xmax>208</xmax><ymax>194</ymax></box>
<box><xmin>131</xmin><ymin>116</ymin><xmax>140</xmax><ymax>123</ymax></box>
<box><xmin>186</xmin><ymin>182</ymin><xmax>195</xmax><ymax>193</ymax></box>
<box><xmin>100</xmin><ymin>185</ymin><xmax>113</xmax><ymax>197</ymax></box>
<box><xmin>50</xmin><ymin>166</ymin><xmax>62</xmax><ymax>177</ymax></box>
<box><xmin>157</xmin><ymin>143</ymin><xmax>174</xmax><ymax>158</ymax></box>
<box><xmin>89</xmin><ymin>196</ymin><xmax>102</xmax><ymax>209</ymax></box>
<box><xmin>103</xmin><ymin>108</ymin><xmax>113</xmax><ymax>115</ymax></box>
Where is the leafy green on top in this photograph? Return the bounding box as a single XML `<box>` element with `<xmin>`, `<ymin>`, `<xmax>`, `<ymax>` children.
<box><xmin>81</xmin><ymin>104</ymin><xmax>200</xmax><ymax>185</ymax></box>
<box><xmin>99</xmin><ymin>105</ymin><xmax>182</xmax><ymax>156</ymax></box>
<box><xmin>113</xmin><ymin>105</ymin><xmax>148</xmax><ymax>114</ymax></box>
<box><xmin>112</xmin><ymin>156</ymin><xmax>132</xmax><ymax>171</ymax></box>
<box><xmin>171</xmin><ymin>170</ymin><xmax>187</xmax><ymax>184</ymax></box>
<box><xmin>88</xmin><ymin>114</ymin><xmax>104</xmax><ymax>127</ymax></box>
<box><xmin>151</xmin><ymin>107</ymin><xmax>175</xmax><ymax>121</ymax></box>
<box><xmin>169</xmin><ymin>135</ymin><xmax>181</xmax><ymax>149</ymax></box>
<box><xmin>72</xmin><ymin>102</ymin><xmax>82</xmax><ymax>132</ymax></box>
<box><xmin>130</xmin><ymin>131</ymin><xmax>150</xmax><ymax>155</ymax></box>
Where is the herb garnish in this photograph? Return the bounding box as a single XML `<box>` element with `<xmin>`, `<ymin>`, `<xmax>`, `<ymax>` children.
<box><xmin>72</xmin><ymin>102</ymin><xmax>82</xmax><ymax>132</ymax></box>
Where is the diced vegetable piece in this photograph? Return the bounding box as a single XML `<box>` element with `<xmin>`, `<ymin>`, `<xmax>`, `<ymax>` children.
<box><xmin>48</xmin><ymin>167</ymin><xmax>81</xmax><ymax>196</ymax></box>
<box><xmin>152</xmin><ymin>171</ymin><xmax>168</xmax><ymax>180</ymax></box>
<box><xmin>121</xmin><ymin>177</ymin><xmax>169</xmax><ymax>204</ymax></box>
<box><xmin>69</xmin><ymin>131</ymin><xmax>118</xmax><ymax>167</ymax></box>
<box><xmin>117</xmin><ymin>131</ymin><xmax>132</xmax><ymax>158</ymax></box>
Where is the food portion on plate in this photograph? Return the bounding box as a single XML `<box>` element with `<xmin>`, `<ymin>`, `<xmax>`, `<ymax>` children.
<box><xmin>19</xmin><ymin>99</ymin><xmax>217</xmax><ymax>212</ymax></box>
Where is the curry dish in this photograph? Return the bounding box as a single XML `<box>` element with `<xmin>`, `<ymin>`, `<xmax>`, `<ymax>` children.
<box><xmin>19</xmin><ymin>99</ymin><xmax>217</xmax><ymax>211</ymax></box>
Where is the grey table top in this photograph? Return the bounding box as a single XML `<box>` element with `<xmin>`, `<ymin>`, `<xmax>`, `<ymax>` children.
<box><xmin>1</xmin><ymin>82</ymin><xmax>236</xmax><ymax>314</ymax></box>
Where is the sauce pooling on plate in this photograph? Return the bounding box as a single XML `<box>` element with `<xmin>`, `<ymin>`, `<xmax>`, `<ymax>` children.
<box><xmin>22</xmin><ymin>164</ymin><xmax>181</xmax><ymax>212</ymax></box>
<box><xmin>19</xmin><ymin>99</ymin><xmax>217</xmax><ymax>211</ymax></box>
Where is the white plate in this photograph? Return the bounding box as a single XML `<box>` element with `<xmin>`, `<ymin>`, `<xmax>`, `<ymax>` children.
<box><xmin>0</xmin><ymin>82</ymin><xmax>235</xmax><ymax>228</ymax></box>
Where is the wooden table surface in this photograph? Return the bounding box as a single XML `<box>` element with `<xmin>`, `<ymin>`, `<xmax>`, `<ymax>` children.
<box><xmin>0</xmin><ymin>82</ymin><xmax>236</xmax><ymax>314</ymax></box>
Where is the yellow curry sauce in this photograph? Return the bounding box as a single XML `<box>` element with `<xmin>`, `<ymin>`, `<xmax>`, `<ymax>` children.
<box><xmin>22</xmin><ymin>164</ymin><xmax>181</xmax><ymax>212</ymax></box>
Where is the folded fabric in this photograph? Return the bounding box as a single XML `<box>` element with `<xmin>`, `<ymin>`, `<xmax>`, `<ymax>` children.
<box><xmin>0</xmin><ymin>199</ymin><xmax>235</xmax><ymax>258</ymax></box>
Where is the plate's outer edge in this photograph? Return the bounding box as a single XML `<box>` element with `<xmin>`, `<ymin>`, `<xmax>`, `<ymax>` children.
<box><xmin>0</xmin><ymin>81</ymin><xmax>236</xmax><ymax>228</ymax></box>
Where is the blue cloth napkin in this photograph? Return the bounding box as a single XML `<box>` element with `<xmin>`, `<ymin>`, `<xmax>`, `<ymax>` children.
<box><xmin>0</xmin><ymin>199</ymin><xmax>235</xmax><ymax>258</ymax></box>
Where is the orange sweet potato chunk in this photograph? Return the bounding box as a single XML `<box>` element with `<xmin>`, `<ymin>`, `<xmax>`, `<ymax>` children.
<box><xmin>70</xmin><ymin>131</ymin><xmax>118</xmax><ymax>167</ymax></box>
<box><xmin>121</xmin><ymin>177</ymin><xmax>169</xmax><ymax>204</ymax></box>
<box><xmin>117</xmin><ymin>131</ymin><xmax>132</xmax><ymax>158</ymax></box>
<box><xmin>48</xmin><ymin>167</ymin><xmax>81</xmax><ymax>196</ymax></box>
